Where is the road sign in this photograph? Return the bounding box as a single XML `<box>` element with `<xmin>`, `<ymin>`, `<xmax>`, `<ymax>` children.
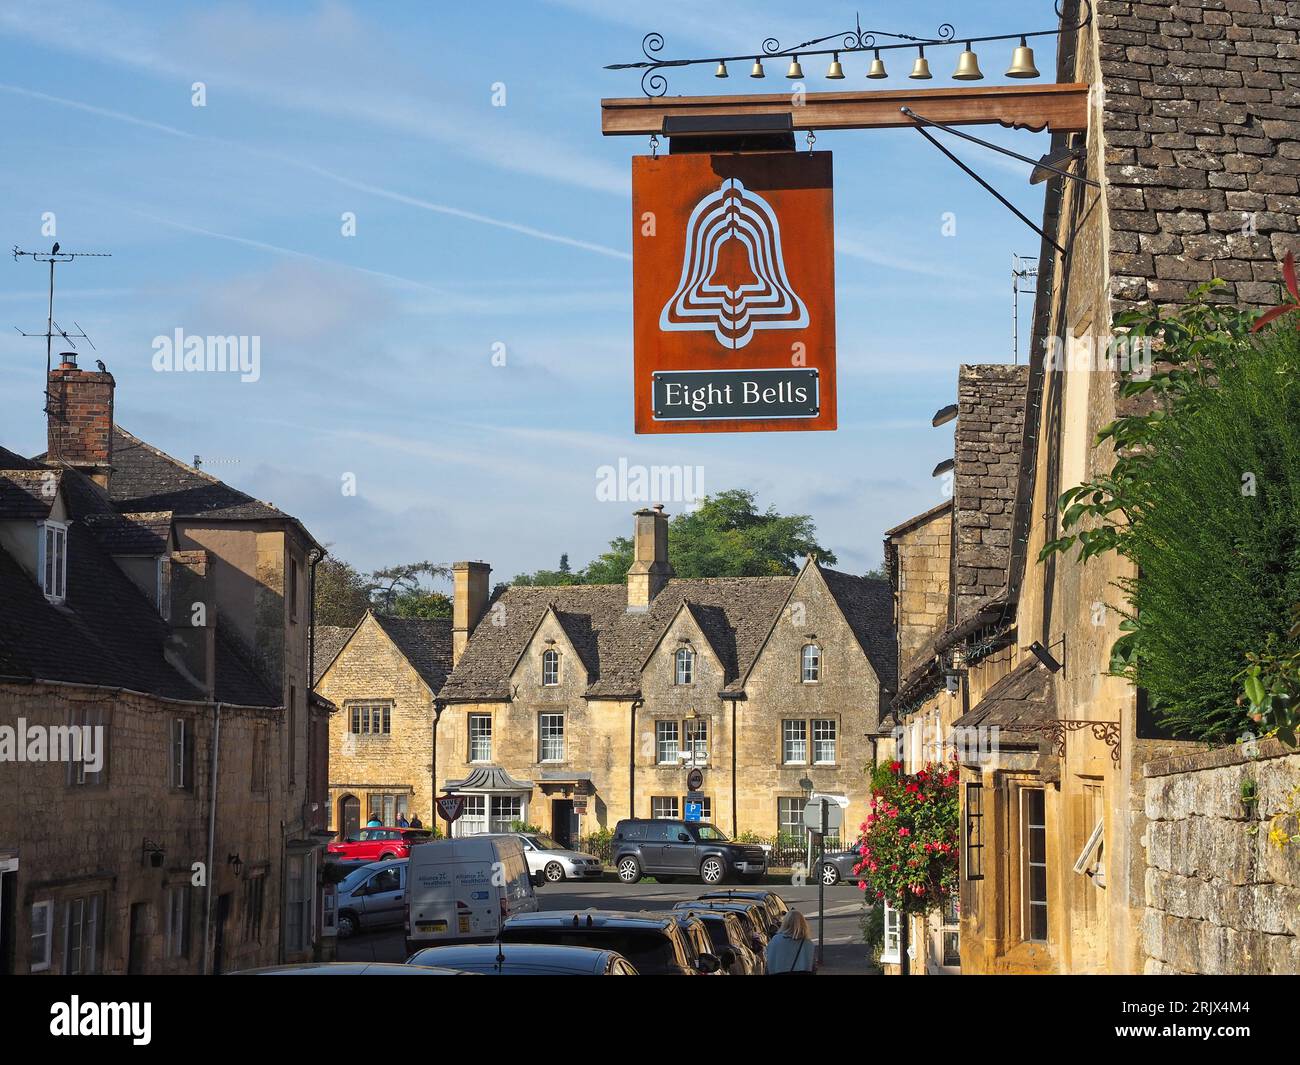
<box><xmin>632</xmin><ymin>151</ymin><xmax>837</xmax><ymax>435</ymax></box>
<box><xmin>686</xmin><ymin>767</ymin><xmax>704</xmax><ymax>792</ymax></box>
<box><xmin>803</xmin><ymin>797</ymin><xmax>843</xmax><ymax>834</ymax></box>
<box><xmin>685</xmin><ymin>801</ymin><xmax>703</xmax><ymax>823</ymax></box>
<box><xmin>435</xmin><ymin>794</ymin><xmax>465</xmax><ymax>825</ymax></box>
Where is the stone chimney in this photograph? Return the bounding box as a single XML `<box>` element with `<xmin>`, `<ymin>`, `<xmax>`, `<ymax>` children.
<box><xmin>164</xmin><ymin>550</ymin><xmax>216</xmax><ymax>698</ymax></box>
<box><xmin>452</xmin><ymin>561</ymin><xmax>491</xmax><ymax>665</ymax></box>
<box><xmin>47</xmin><ymin>353</ymin><xmax>115</xmax><ymax>488</ymax></box>
<box><xmin>626</xmin><ymin>505</ymin><xmax>674</xmax><ymax>612</ymax></box>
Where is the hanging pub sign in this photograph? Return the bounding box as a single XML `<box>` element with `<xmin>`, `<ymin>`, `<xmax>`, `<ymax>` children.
<box><xmin>632</xmin><ymin>150</ymin><xmax>836</xmax><ymax>434</ymax></box>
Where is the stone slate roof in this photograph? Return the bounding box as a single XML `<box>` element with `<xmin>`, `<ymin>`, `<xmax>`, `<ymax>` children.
<box><xmin>0</xmin><ymin>518</ymin><xmax>277</xmax><ymax>706</ymax></box>
<box><xmin>441</xmin><ymin>564</ymin><xmax>896</xmax><ymax>702</ymax></box>
<box><xmin>1</xmin><ymin>436</ymin><xmax>280</xmax><ymax>707</ymax></box>
<box><xmin>821</xmin><ymin>569</ymin><xmax>898</xmax><ymax>695</ymax></box>
<box><xmin>952</xmin><ymin>656</ymin><xmax>1055</xmax><ymax>746</ymax></box>
<box><xmin>953</xmin><ymin>364</ymin><xmax>1029</xmax><ymax>618</ymax></box>
<box><xmin>0</xmin><ymin>470</ymin><xmax>61</xmax><ymax>519</ymax></box>
<box><xmin>82</xmin><ymin>511</ymin><xmax>173</xmax><ymax>555</ymax></box>
<box><xmin>312</xmin><ymin>624</ymin><xmax>354</xmax><ymax>684</ymax></box>
<box><xmin>370</xmin><ymin>614</ymin><xmax>453</xmax><ymax>694</ymax></box>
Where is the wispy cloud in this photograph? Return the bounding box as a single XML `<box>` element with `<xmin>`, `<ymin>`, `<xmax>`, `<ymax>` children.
<box><xmin>0</xmin><ymin>0</ymin><xmax>627</xmax><ymax>196</ymax></box>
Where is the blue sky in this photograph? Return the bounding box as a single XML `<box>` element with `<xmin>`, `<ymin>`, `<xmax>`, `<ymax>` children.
<box><xmin>0</xmin><ymin>0</ymin><xmax>1058</xmax><ymax>584</ymax></box>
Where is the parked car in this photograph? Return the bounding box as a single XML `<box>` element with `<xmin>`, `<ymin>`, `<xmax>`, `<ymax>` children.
<box><xmin>405</xmin><ymin>835</ymin><xmax>537</xmax><ymax>953</ymax></box>
<box><xmin>231</xmin><ymin>962</ymin><xmax>468</xmax><ymax>975</ymax></box>
<box><xmin>499</xmin><ymin>910</ymin><xmax>717</xmax><ymax>975</ymax></box>
<box><xmin>672</xmin><ymin>899</ymin><xmax>770</xmax><ymax>955</ymax></box>
<box><xmin>336</xmin><ymin>858</ymin><xmax>406</xmax><ymax>938</ymax></box>
<box><xmin>697</xmin><ymin>888</ymin><xmax>789</xmax><ymax>934</ymax></box>
<box><xmin>612</xmin><ymin>819</ymin><xmax>767</xmax><ymax>885</ymax></box>
<box><xmin>675</xmin><ymin>908</ymin><xmax>765</xmax><ymax>975</ymax></box>
<box><xmin>817</xmin><ymin>845</ymin><xmax>863</xmax><ymax>886</ymax></box>
<box><xmin>514</xmin><ymin>832</ymin><xmax>603</xmax><ymax>883</ymax></box>
<box><xmin>406</xmin><ymin>942</ymin><xmax>638</xmax><ymax>975</ymax></box>
<box><xmin>672</xmin><ymin>912</ymin><xmax>740</xmax><ymax>975</ymax></box>
<box><xmin>328</xmin><ymin>826</ymin><xmax>431</xmax><ymax>863</ymax></box>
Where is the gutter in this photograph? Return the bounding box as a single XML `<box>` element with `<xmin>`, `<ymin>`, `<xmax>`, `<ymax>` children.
<box><xmin>629</xmin><ymin>697</ymin><xmax>643</xmax><ymax>818</ymax></box>
<box><xmin>202</xmin><ymin>701</ymin><xmax>223</xmax><ymax>974</ymax></box>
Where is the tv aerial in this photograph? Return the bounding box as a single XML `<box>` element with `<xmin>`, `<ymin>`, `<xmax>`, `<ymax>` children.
<box><xmin>12</xmin><ymin>241</ymin><xmax>112</xmax><ymax>411</ymax></box>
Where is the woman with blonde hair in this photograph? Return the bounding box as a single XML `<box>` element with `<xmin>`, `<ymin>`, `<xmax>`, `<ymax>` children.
<box><xmin>765</xmin><ymin>909</ymin><xmax>816</xmax><ymax>974</ymax></box>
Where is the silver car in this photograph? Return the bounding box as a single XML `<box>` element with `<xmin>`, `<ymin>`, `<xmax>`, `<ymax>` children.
<box><xmin>514</xmin><ymin>833</ymin><xmax>604</xmax><ymax>883</ymax></box>
<box><xmin>819</xmin><ymin>845</ymin><xmax>863</xmax><ymax>886</ymax></box>
<box><xmin>335</xmin><ymin>858</ymin><xmax>407</xmax><ymax>938</ymax></box>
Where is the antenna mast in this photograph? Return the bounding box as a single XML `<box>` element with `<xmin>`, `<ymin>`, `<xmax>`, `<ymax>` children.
<box><xmin>12</xmin><ymin>242</ymin><xmax>112</xmax><ymax>411</ymax></box>
<box><xmin>1012</xmin><ymin>253</ymin><xmax>1038</xmax><ymax>364</ymax></box>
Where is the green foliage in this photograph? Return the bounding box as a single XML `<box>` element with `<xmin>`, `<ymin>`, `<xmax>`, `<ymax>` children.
<box><xmin>389</xmin><ymin>589</ymin><xmax>452</xmax><ymax>620</ymax></box>
<box><xmin>510</xmin><ymin>821</ymin><xmax>543</xmax><ymax>834</ymax></box>
<box><xmin>1240</xmin><ymin>603</ymin><xmax>1300</xmax><ymax>746</ymax></box>
<box><xmin>1041</xmin><ymin>287</ymin><xmax>1300</xmax><ymax>742</ymax></box>
<box><xmin>512</xmin><ymin>489</ymin><xmax>837</xmax><ymax>585</ymax></box>
<box><xmin>313</xmin><ymin>555</ymin><xmax>372</xmax><ymax>627</ymax></box>
<box><xmin>860</xmin><ymin>902</ymin><xmax>885</xmax><ymax>965</ymax></box>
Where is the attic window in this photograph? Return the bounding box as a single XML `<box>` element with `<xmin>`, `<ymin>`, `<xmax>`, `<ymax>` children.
<box><xmin>542</xmin><ymin>649</ymin><xmax>560</xmax><ymax>687</ymax></box>
<box><xmin>156</xmin><ymin>556</ymin><xmax>171</xmax><ymax>619</ymax></box>
<box><xmin>801</xmin><ymin>643</ymin><xmax>821</xmax><ymax>683</ymax></box>
<box><xmin>39</xmin><ymin>521</ymin><xmax>68</xmax><ymax>603</ymax></box>
<box><xmin>674</xmin><ymin>647</ymin><xmax>695</xmax><ymax>685</ymax></box>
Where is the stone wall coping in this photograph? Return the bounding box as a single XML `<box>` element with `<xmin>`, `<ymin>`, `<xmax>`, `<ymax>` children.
<box><xmin>1143</xmin><ymin>736</ymin><xmax>1297</xmax><ymax>779</ymax></box>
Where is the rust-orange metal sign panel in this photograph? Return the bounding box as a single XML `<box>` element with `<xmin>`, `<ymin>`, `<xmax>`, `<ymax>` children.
<box><xmin>632</xmin><ymin>151</ymin><xmax>836</xmax><ymax>434</ymax></box>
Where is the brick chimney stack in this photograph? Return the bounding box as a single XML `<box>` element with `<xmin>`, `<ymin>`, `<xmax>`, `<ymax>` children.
<box><xmin>627</xmin><ymin>504</ymin><xmax>674</xmax><ymax>612</ymax></box>
<box><xmin>47</xmin><ymin>352</ymin><xmax>114</xmax><ymax>488</ymax></box>
<box><xmin>452</xmin><ymin>561</ymin><xmax>491</xmax><ymax>665</ymax></box>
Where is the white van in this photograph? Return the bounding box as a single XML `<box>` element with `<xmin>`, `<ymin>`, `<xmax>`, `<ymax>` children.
<box><xmin>404</xmin><ymin>834</ymin><xmax>538</xmax><ymax>954</ymax></box>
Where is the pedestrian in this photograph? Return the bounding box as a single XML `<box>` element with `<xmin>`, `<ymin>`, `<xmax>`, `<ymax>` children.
<box><xmin>409</xmin><ymin>814</ymin><xmax>423</xmax><ymax>829</ymax></box>
<box><xmin>765</xmin><ymin>910</ymin><xmax>816</xmax><ymax>974</ymax></box>
<box><xmin>366</xmin><ymin>812</ymin><xmax>382</xmax><ymax>827</ymax></box>
<box><xmin>396</xmin><ymin>812</ymin><xmax>409</xmax><ymax>828</ymax></box>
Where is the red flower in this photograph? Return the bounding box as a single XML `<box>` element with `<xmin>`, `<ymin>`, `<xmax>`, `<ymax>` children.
<box><xmin>889</xmin><ymin>760</ymin><xmax>903</xmax><ymax>774</ymax></box>
<box><xmin>898</xmin><ymin>827</ymin><xmax>910</xmax><ymax>837</ymax></box>
<box><xmin>1252</xmin><ymin>252</ymin><xmax>1300</xmax><ymax>332</ymax></box>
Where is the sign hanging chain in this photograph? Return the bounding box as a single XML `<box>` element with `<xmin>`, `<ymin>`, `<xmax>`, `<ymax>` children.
<box><xmin>649</xmin><ymin>133</ymin><xmax>660</xmax><ymax>158</ymax></box>
<box><xmin>806</xmin><ymin>130</ymin><xmax>816</xmax><ymax>153</ymax></box>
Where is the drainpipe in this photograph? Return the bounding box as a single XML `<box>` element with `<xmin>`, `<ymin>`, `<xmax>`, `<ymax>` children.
<box><xmin>202</xmin><ymin>701</ymin><xmax>223</xmax><ymax>974</ymax></box>
<box><xmin>307</xmin><ymin>547</ymin><xmax>325</xmax><ymax>697</ymax></box>
<box><xmin>731</xmin><ymin>699</ymin><xmax>738</xmax><ymax>837</ymax></box>
<box><xmin>629</xmin><ymin>698</ymin><xmax>643</xmax><ymax>819</ymax></box>
<box><xmin>431</xmin><ymin>698</ymin><xmax>444</xmax><ymax>828</ymax></box>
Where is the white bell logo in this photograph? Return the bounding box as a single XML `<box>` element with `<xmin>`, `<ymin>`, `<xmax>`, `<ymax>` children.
<box><xmin>660</xmin><ymin>178</ymin><xmax>808</xmax><ymax>349</ymax></box>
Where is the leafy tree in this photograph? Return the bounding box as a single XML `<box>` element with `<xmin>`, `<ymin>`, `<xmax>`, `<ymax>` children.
<box><xmin>559</xmin><ymin>553</ymin><xmax>571</xmax><ymax>574</ymax></box>
<box><xmin>389</xmin><ymin>588</ymin><xmax>453</xmax><ymax>620</ymax></box>
<box><xmin>512</xmin><ymin>489</ymin><xmax>837</xmax><ymax>585</ymax></box>
<box><xmin>368</xmin><ymin>561</ymin><xmax>452</xmax><ymax>614</ymax></box>
<box><xmin>313</xmin><ymin>555</ymin><xmax>371</xmax><ymax>627</ymax></box>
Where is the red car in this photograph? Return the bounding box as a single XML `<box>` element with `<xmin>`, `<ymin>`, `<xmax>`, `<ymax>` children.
<box><xmin>328</xmin><ymin>827</ymin><xmax>431</xmax><ymax>862</ymax></box>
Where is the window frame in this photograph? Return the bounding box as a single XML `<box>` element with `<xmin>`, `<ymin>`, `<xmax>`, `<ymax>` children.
<box><xmin>63</xmin><ymin>893</ymin><xmax>102</xmax><ymax>975</ymax></box>
<box><xmin>651</xmin><ymin>795</ymin><xmax>679</xmax><ymax>820</ymax></box>
<box><xmin>777</xmin><ymin>796</ymin><xmax>807</xmax><ymax>843</ymax></box>
<box><xmin>781</xmin><ymin>719</ymin><xmax>808</xmax><ymax>765</ymax></box>
<box><xmin>156</xmin><ymin>555</ymin><xmax>171</xmax><ymax>618</ymax></box>
<box><xmin>880</xmin><ymin>903</ymin><xmax>901</xmax><ymax>964</ymax></box>
<box><xmin>965</xmin><ymin>782</ymin><xmax>984</xmax><ymax>881</ymax></box>
<box><xmin>165</xmin><ymin>884</ymin><xmax>191</xmax><ymax>960</ymax></box>
<box><xmin>348</xmin><ymin>701</ymin><xmax>392</xmax><ymax>736</ymax></box>
<box><xmin>39</xmin><ymin>519</ymin><xmax>68</xmax><ymax>603</ymax></box>
<box><xmin>468</xmin><ymin>713</ymin><xmax>493</xmax><ymax>763</ymax></box>
<box><xmin>674</xmin><ymin>646</ymin><xmax>694</xmax><ymax>685</ymax></box>
<box><xmin>538</xmin><ymin>713</ymin><xmax>565</xmax><ymax>763</ymax></box>
<box><xmin>812</xmin><ymin>718</ymin><xmax>837</xmax><ymax>765</ymax></box>
<box><xmin>1019</xmin><ymin>787</ymin><xmax>1048</xmax><ymax>944</ymax></box>
<box><xmin>801</xmin><ymin>643</ymin><xmax>821</xmax><ymax>683</ymax></box>
<box><xmin>541</xmin><ymin>649</ymin><xmax>560</xmax><ymax>687</ymax></box>
<box><xmin>30</xmin><ymin>900</ymin><xmax>53</xmax><ymax>972</ymax></box>
<box><xmin>170</xmin><ymin>716</ymin><xmax>194</xmax><ymax>792</ymax></box>
<box><xmin>683</xmin><ymin>717</ymin><xmax>708</xmax><ymax>764</ymax></box>
<box><xmin>655</xmin><ymin>720</ymin><xmax>680</xmax><ymax>765</ymax></box>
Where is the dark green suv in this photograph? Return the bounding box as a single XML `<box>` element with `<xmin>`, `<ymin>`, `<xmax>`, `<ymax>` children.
<box><xmin>612</xmin><ymin>819</ymin><xmax>768</xmax><ymax>885</ymax></box>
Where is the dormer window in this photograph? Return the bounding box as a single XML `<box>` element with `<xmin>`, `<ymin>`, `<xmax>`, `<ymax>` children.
<box><xmin>674</xmin><ymin>647</ymin><xmax>694</xmax><ymax>685</ymax></box>
<box><xmin>39</xmin><ymin>521</ymin><xmax>68</xmax><ymax>603</ymax></box>
<box><xmin>542</xmin><ymin>649</ymin><xmax>560</xmax><ymax>687</ymax></box>
<box><xmin>801</xmin><ymin>643</ymin><xmax>821</xmax><ymax>683</ymax></box>
<box><xmin>156</xmin><ymin>556</ymin><xmax>172</xmax><ymax>619</ymax></box>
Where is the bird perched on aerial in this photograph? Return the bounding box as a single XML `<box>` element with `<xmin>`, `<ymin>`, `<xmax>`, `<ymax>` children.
<box><xmin>96</xmin><ymin>359</ymin><xmax>107</xmax><ymax>373</ymax></box>
<box><xmin>51</xmin><ymin>242</ymin><xmax>60</xmax><ymax>254</ymax></box>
